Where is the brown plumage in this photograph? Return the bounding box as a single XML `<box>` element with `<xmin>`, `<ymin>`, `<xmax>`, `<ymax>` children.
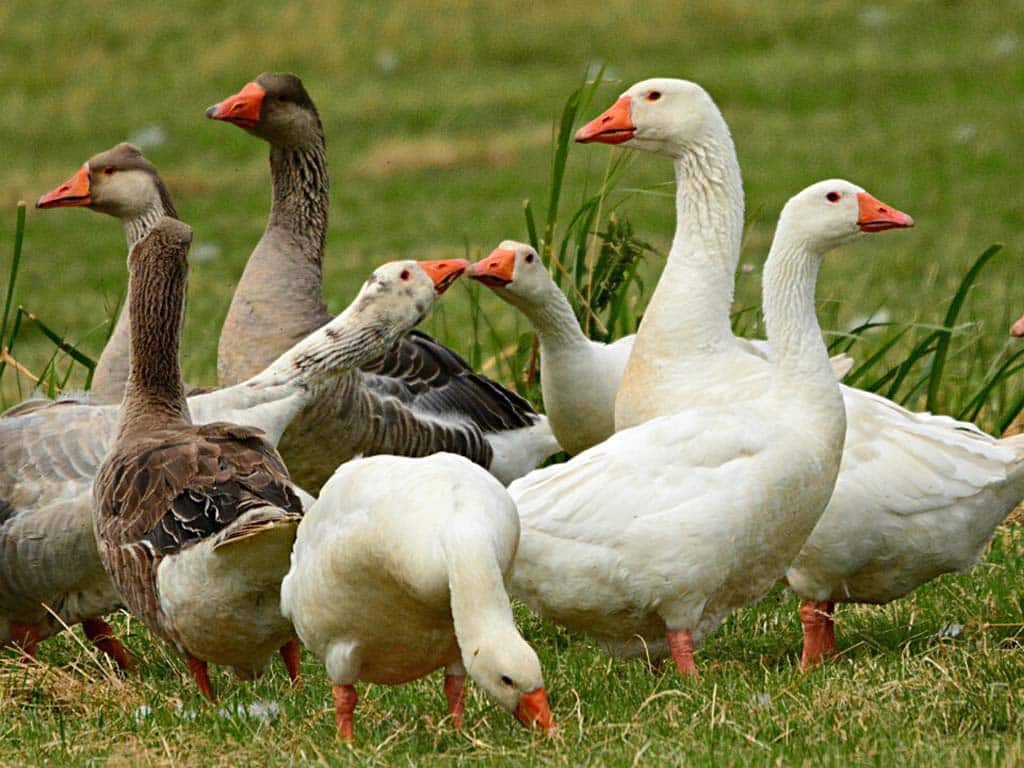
<box><xmin>93</xmin><ymin>217</ymin><xmax>303</xmax><ymax>701</ymax></box>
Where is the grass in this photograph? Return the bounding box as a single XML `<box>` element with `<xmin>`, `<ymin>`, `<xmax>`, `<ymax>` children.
<box><xmin>1</xmin><ymin>1</ymin><xmax>1023</xmax><ymax>764</ymax></box>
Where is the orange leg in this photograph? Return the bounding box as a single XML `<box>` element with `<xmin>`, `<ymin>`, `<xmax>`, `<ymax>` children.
<box><xmin>82</xmin><ymin>619</ymin><xmax>134</xmax><ymax>672</ymax></box>
<box><xmin>666</xmin><ymin>629</ymin><xmax>699</xmax><ymax>678</ymax></box>
<box><xmin>10</xmin><ymin>622</ymin><xmax>38</xmax><ymax>663</ymax></box>
<box><xmin>186</xmin><ymin>654</ymin><xmax>217</xmax><ymax>703</ymax></box>
<box><xmin>800</xmin><ymin>600</ymin><xmax>839</xmax><ymax>668</ymax></box>
<box><xmin>444</xmin><ymin>674</ymin><xmax>467</xmax><ymax>730</ymax></box>
<box><xmin>279</xmin><ymin>638</ymin><xmax>302</xmax><ymax>688</ymax></box>
<box><xmin>333</xmin><ymin>684</ymin><xmax>358</xmax><ymax>741</ymax></box>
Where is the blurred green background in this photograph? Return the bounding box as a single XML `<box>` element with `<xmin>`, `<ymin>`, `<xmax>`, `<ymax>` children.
<box><xmin>1</xmin><ymin>0</ymin><xmax>1021</xmax><ymax>403</ymax></box>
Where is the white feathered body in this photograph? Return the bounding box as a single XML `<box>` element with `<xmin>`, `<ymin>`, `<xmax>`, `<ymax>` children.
<box><xmin>281</xmin><ymin>453</ymin><xmax>520</xmax><ymax>685</ymax></box>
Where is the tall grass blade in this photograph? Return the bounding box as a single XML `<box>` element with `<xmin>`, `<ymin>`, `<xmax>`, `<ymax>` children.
<box><xmin>926</xmin><ymin>244</ymin><xmax>1003</xmax><ymax>412</ymax></box>
<box><xmin>0</xmin><ymin>202</ymin><xmax>27</xmax><ymax>383</ymax></box>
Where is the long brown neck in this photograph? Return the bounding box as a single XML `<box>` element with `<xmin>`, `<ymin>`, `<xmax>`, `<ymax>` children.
<box><xmin>267</xmin><ymin>138</ymin><xmax>328</xmax><ymax>257</ymax></box>
<box><xmin>90</xmin><ymin>179</ymin><xmax>179</xmax><ymax>403</ymax></box>
<box><xmin>217</xmin><ymin>129</ymin><xmax>331</xmax><ymax>385</ymax></box>
<box><xmin>119</xmin><ymin>242</ymin><xmax>190</xmax><ymax>433</ymax></box>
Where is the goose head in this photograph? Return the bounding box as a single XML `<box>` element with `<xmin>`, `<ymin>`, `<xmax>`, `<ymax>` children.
<box><xmin>575</xmin><ymin>78</ymin><xmax>726</xmax><ymax>157</ymax></box>
<box><xmin>349</xmin><ymin>258</ymin><xmax>468</xmax><ymax>331</ymax></box>
<box><xmin>207</xmin><ymin>72</ymin><xmax>321</xmax><ymax>147</ymax></box>
<box><xmin>467</xmin><ymin>241</ymin><xmax>552</xmax><ymax>305</ymax></box>
<box><xmin>36</xmin><ymin>143</ymin><xmax>170</xmax><ymax>220</ymax></box>
<box><xmin>464</xmin><ymin>636</ymin><xmax>555</xmax><ymax>732</ymax></box>
<box><xmin>778</xmin><ymin>179</ymin><xmax>914</xmax><ymax>253</ymax></box>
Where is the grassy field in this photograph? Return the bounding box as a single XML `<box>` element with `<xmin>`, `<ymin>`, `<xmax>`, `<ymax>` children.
<box><xmin>2</xmin><ymin>1</ymin><xmax>1024</xmax><ymax>764</ymax></box>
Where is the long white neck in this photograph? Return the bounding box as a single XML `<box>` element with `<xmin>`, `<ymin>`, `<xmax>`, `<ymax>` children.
<box><xmin>498</xmin><ymin>281</ymin><xmax>590</xmax><ymax>355</ymax></box>
<box><xmin>633</xmin><ymin>133</ymin><xmax>744</xmax><ymax>357</ymax></box>
<box><xmin>443</xmin><ymin>530</ymin><xmax>521</xmax><ymax>669</ymax></box>
<box><xmin>760</xmin><ymin>229</ymin><xmax>839</xmax><ymax>402</ymax></box>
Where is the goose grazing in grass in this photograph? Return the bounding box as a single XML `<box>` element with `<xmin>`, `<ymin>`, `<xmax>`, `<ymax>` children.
<box><xmin>206</xmin><ymin>73</ymin><xmax>559</xmax><ymax>491</ymax></box>
<box><xmin>467</xmin><ymin>242</ymin><xmax>853</xmax><ymax>455</ymax></box>
<box><xmin>36</xmin><ymin>143</ymin><xmax>176</xmax><ymax>403</ymax></box>
<box><xmin>577</xmin><ymin>77</ymin><xmax>1024</xmax><ymax>667</ymax></box>
<box><xmin>281</xmin><ymin>453</ymin><xmax>554</xmax><ymax>740</ymax></box>
<box><xmin>508</xmin><ymin>180</ymin><xmax>910</xmax><ymax>676</ymax></box>
<box><xmin>93</xmin><ymin>217</ymin><xmax>470</xmax><ymax>700</ymax></box>
<box><xmin>1</xmin><ymin>246</ymin><xmax>468</xmax><ymax>678</ymax></box>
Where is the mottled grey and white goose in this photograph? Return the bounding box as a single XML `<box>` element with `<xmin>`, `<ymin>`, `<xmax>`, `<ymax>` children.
<box><xmin>36</xmin><ymin>143</ymin><xmax>177</xmax><ymax>403</ymax></box>
<box><xmin>207</xmin><ymin>72</ymin><xmax>558</xmax><ymax>492</ymax></box>
<box><xmin>0</xmin><ymin>243</ymin><xmax>470</xmax><ymax>673</ymax></box>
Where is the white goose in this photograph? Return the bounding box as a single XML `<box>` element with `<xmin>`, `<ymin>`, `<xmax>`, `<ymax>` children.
<box><xmin>509</xmin><ymin>180</ymin><xmax>907</xmax><ymax>675</ymax></box>
<box><xmin>577</xmin><ymin>78</ymin><xmax>1024</xmax><ymax>666</ymax></box>
<box><xmin>0</xmin><ymin>255</ymin><xmax>468</xmax><ymax>668</ymax></box>
<box><xmin>467</xmin><ymin>241</ymin><xmax>853</xmax><ymax>454</ymax></box>
<box><xmin>281</xmin><ymin>453</ymin><xmax>554</xmax><ymax>739</ymax></box>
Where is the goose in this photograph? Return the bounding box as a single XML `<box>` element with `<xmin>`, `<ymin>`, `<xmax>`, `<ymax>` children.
<box><xmin>577</xmin><ymin>78</ymin><xmax>1024</xmax><ymax>666</ymax></box>
<box><xmin>281</xmin><ymin>453</ymin><xmax>554</xmax><ymax>739</ymax></box>
<box><xmin>0</xmin><ymin>252</ymin><xmax>470</xmax><ymax>674</ymax></box>
<box><xmin>509</xmin><ymin>180</ymin><xmax>910</xmax><ymax>676</ymax></box>
<box><xmin>92</xmin><ymin>217</ymin><xmax>470</xmax><ymax>700</ymax></box>
<box><xmin>206</xmin><ymin>72</ymin><xmax>559</xmax><ymax>491</ymax></box>
<box><xmin>36</xmin><ymin>143</ymin><xmax>177</xmax><ymax>403</ymax></box>
<box><xmin>467</xmin><ymin>241</ymin><xmax>853</xmax><ymax>454</ymax></box>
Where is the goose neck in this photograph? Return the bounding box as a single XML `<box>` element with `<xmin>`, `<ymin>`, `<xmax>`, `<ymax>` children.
<box><xmin>634</xmin><ymin>139</ymin><xmax>744</xmax><ymax>354</ymax></box>
<box><xmin>443</xmin><ymin>532</ymin><xmax>518</xmax><ymax>658</ymax></box>
<box><xmin>503</xmin><ymin>282</ymin><xmax>589</xmax><ymax>353</ymax></box>
<box><xmin>761</xmin><ymin>235</ymin><xmax>833</xmax><ymax>386</ymax></box>
<box><xmin>248</xmin><ymin>302</ymin><xmax>397</xmax><ymax>388</ymax></box>
<box><xmin>119</xmin><ymin>245</ymin><xmax>190</xmax><ymax>432</ymax></box>
<box><xmin>123</xmin><ymin>185</ymin><xmax>177</xmax><ymax>250</ymax></box>
<box><xmin>267</xmin><ymin>139</ymin><xmax>329</xmax><ymax>265</ymax></box>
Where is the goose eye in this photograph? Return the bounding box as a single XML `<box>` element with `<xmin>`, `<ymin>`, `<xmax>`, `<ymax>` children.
<box><xmin>525</xmin><ymin>252</ymin><xmax>535</xmax><ymax>263</ymax></box>
<box><xmin>826</xmin><ymin>192</ymin><xmax>841</xmax><ymax>203</ymax></box>
<box><xmin>500</xmin><ymin>675</ymin><xmax>514</xmax><ymax>686</ymax></box>
<box><xmin>646</xmin><ymin>91</ymin><xmax>662</xmax><ymax>102</ymax></box>
<box><xmin>102</xmin><ymin>166</ymin><xmax>116</xmax><ymax>176</ymax></box>
<box><xmin>400</xmin><ymin>269</ymin><xmax>411</xmax><ymax>281</ymax></box>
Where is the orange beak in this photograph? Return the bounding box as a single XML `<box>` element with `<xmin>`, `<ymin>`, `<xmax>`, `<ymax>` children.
<box><xmin>515</xmin><ymin>686</ymin><xmax>555</xmax><ymax>732</ymax></box>
<box><xmin>467</xmin><ymin>247</ymin><xmax>516</xmax><ymax>288</ymax></box>
<box><xmin>417</xmin><ymin>258</ymin><xmax>468</xmax><ymax>294</ymax></box>
<box><xmin>856</xmin><ymin>192</ymin><xmax>914</xmax><ymax>233</ymax></box>
<box><xmin>206</xmin><ymin>81</ymin><xmax>266</xmax><ymax>128</ymax></box>
<box><xmin>36</xmin><ymin>164</ymin><xmax>92</xmax><ymax>209</ymax></box>
<box><xmin>575</xmin><ymin>96</ymin><xmax>635</xmax><ymax>144</ymax></box>
<box><xmin>1011</xmin><ymin>314</ymin><xmax>1024</xmax><ymax>338</ymax></box>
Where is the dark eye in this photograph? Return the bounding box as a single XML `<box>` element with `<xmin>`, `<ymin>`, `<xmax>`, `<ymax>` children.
<box><xmin>500</xmin><ymin>675</ymin><xmax>513</xmax><ymax>686</ymax></box>
<box><xmin>525</xmin><ymin>252</ymin><xmax>535</xmax><ymax>263</ymax></box>
<box><xmin>102</xmin><ymin>166</ymin><xmax>116</xmax><ymax>176</ymax></box>
<box><xmin>826</xmin><ymin>192</ymin><xmax>840</xmax><ymax>202</ymax></box>
<box><xmin>400</xmin><ymin>269</ymin><xmax>411</xmax><ymax>281</ymax></box>
<box><xmin>276</xmin><ymin>95</ymin><xmax>287</xmax><ymax>103</ymax></box>
<box><xmin>646</xmin><ymin>91</ymin><xmax>662</xmax><ymax>102</ymax></box>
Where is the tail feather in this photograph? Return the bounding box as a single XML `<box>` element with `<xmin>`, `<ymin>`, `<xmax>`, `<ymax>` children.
<box><xmin>213</xmin><ymin>507</ymin><xmax>302</xmax><ymax>551</ymax></box>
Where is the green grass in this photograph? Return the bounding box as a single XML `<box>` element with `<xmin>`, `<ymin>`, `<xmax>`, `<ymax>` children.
<box><xmin>4</xmin><ymin>524</ymin><xmax>1024</xmax><ymax>766</ymax></box>
<box><xmin>2</xmin><ymin>1</ymin><xmax>1024</xmax><ymax>764</ymax></box>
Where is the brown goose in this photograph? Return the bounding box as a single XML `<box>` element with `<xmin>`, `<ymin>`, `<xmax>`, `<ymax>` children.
<box><xmin>92</xmin><ymin>216</ymin><xmax>471</xmax><ymax>699</ymax></box>
<box><xmin>207</xmin><ymin>73</ymin><xmax>559</xmax><ymax>492</ymax></box>
<box><xmin>36</xmin><ymin>143</ymin><xmax>177</xmax><ymax>403</ymax></box>
<box><xmin>92</xmin><ymin>217</ymin><xmax>305</xmax><ymax>699</ymax></box>
<box><xmin>1</xmin><ymin>252</ymin><xmax>468</xmax><ymax>670</ymax></box>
